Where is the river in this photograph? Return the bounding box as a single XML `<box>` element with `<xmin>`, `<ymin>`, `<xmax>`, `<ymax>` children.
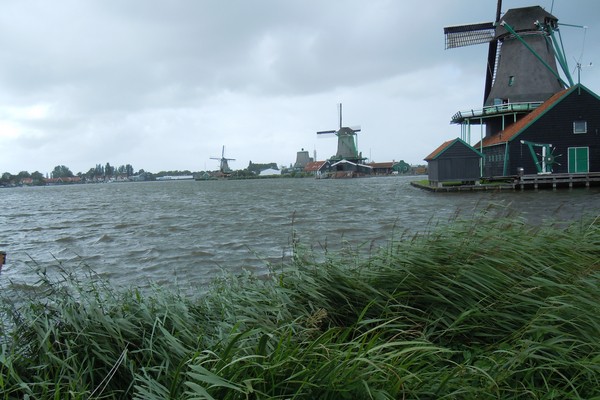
<box><xmin>1</xmin><ymin>176</ymin><xmax>599</xmax><ymax>293</ymax></box>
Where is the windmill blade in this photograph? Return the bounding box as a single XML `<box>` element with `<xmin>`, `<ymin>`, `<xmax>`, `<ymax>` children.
<box><xmin>444</xmin><ymin>22</ymin><xmax>495</xmax><ymax>49</ymax></box>
<box><xmin>484</xmin><ymin>40</ymin><xmax>500</xmax><ymax>103</ymax></box>
<box><xmin>484</xmin><ymin>0</ymin><xmax>503</xmax><ymax>103</ymax></box>
<box><xmin>350</xmin><ymin>125</ymin><xmax>361</xmax><ymax>132</ymax></box>
<box><xmin>317</xmin><ymin>130</ymin><xmax>337</xmax><ymax>135</ymax></box>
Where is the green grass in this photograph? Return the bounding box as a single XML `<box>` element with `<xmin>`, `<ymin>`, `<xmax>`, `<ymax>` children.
<box><xmin>1</xmin><ymin>210</ymin><xmax>599</xmax><ymax>399</ymax></box>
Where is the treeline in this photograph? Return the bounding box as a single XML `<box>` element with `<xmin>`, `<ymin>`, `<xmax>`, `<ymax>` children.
<box><xmin>1</xmin><ymin>160</ymin><xmax>287</xmax><ymax>186</ymax></box>
<box><xmin>0</xmin><ymin>163</ymin><xmax>138</xmax><ymax>186</ymax></box>
<box><xmin>1</xmin><ymin>171</ymin><xmax>46</xmax><ymax>186</ymax></box>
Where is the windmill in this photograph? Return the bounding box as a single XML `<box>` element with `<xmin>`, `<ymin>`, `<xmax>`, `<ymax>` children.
<box><xmin>444</xmin><ymin>1</ymin><xmax>574</xmax><ymax>109</ymax></box>
<box><xmin>211</xmin><ymin>146</ymin><xmax>235</xmax><ymax>174</ymax></box>
<box><xmin>317</xmin><ymin>103</ymin><xmax>365</xmax><ymax>163</ymax></box>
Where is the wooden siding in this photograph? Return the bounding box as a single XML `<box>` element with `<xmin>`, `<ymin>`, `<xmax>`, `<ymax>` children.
<box><xmin>506</xmin><ymin>88</ymin><xmax>600</xmax><ymax>175</ymax></box>
<box><xmin>427</xmin><ymin>139</ymin><xmax>482</xmax><ymax>182</ymax></box>
<box><xmin>432</xmin><ymin>158</ymin><xmax>481</xmax><ymax>181</ymax></box>
<box><xmin>477</xmin><ymin>85</ymin><xmax>600</xmax><ymax>176</ymax></box>
<box><xmin>482</xmin><ymin>144</ymin><xmax>507</xmax><ymax>177</ymax></box>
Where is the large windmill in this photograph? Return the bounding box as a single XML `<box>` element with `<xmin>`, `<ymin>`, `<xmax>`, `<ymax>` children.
<box><xmin>444</xmin><ymin>0</ymin><xmax>573</xmax><ymax>113</ymax></box>
<box><xmin>317</xmin><ymin>103</ymin><xmax>365</xmax><ymax>163</ymax></box>
<box><xmin>211</xmin><ymin>145</ymin><xmax>235</xmax><ymax>174</ymax></box>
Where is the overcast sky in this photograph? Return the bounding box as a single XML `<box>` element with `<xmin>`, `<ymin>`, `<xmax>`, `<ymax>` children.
<box><xmin>1</xmin><ymin>0</ymin><xmax>598</xmax><ymax>175</ymax></box>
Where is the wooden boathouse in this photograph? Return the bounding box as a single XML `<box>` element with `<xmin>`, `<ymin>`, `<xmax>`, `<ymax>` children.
<box><xmin>424</xmin><ymin>138</ymin><xmax>483</xmax><ymax>187</ymax></box>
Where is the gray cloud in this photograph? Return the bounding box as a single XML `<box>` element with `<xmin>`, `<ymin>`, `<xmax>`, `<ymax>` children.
<box><xmin>0</xmin><ymin>0</ymin><xmax>598</xmax><ymax>174</ymax></box>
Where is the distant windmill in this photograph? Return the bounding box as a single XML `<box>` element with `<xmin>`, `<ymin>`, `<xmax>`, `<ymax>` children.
<box><xmin>211</xmin><ymin>146</ymin><xmax>235</xmax><ymax>174</ymax></box>
<box><xmin>444</xmin><ymin>1</ymin><xmax>574</xmax><ymax>107</ymax></box>
<box><xmin>317</xmin><ymin>103</ymin><xmax>364</xmax><ymax>162</ymax></box>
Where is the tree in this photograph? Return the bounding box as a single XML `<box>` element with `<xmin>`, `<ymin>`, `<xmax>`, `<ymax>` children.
<box><xmin>85</xmin><ymin>168</ymin><xmax>95</xmax><ymax>180</ymax></box>
<box><xmin>31</xmin><ymin>171</ymin><xmax>44</xmax><ymax>185</ymax></box>
<box><xmin>51</xmin><ymin>165</ymin><xmax>74</xmax><ymax>179</ymax></box>
<box><xmin>31</xmin><ymin>171</ymin><xmax>44</xmax><ymax>180</ymax></box>
<box><xmin>1</xmin><ymin>172</ymin><xmax>15</xmax><ymax>185</ymax></box>
<box><xmin>95</xmin><ymin>164</ymin><xmax>104</xmax><ymax>177</ymax></box>
<box><xmin>105</xmin><ymin>162</ymin><xmax>114</xmax><ymax>178</ymax></box>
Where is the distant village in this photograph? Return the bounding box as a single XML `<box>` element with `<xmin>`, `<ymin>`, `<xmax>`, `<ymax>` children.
<box><xmin>0</xmin><ymin>150</ymin><xmax>426</xmax><ymax>188</ymax></box>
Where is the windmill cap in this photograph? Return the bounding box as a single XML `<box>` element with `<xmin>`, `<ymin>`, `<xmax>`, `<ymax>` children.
<box><xmin>498</xmin><ymin>6</ymin><xmax>558</xmax><ymax>36</ymax></box>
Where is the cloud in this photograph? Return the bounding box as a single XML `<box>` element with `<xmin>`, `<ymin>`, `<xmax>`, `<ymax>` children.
<box><xmin>0</xmin><ymin>0</ymin><xmax>599</xmax><ymax>174</ymax></box>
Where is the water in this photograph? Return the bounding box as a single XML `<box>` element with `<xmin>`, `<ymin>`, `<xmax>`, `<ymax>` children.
<box><xmin>1</xmin><ymin>176</ymin><xmax>599</xmax><ymax>292</ymax></box>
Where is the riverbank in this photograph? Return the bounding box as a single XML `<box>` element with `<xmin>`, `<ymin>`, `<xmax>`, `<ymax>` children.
<box><xmin>1</xmin><ymin>212</ymin><xmax>599</xmax><ymax>399</ymax></box>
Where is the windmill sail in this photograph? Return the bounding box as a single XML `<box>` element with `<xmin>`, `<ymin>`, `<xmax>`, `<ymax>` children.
<box><xmin>484</xmin><ymin>0</ymin><xmax>504</xmax><ymax>103</ymax></box>
<box><xmin>444</xmin><ymin>22</ymin><xmax>495</xmax><ymax>49</ymax></box>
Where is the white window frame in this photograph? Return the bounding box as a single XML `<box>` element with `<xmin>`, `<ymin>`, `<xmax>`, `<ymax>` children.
<box><xmin>573</xmin><ymin>120</ymin><xmax>587</xmax><ymax>134</ymax></box>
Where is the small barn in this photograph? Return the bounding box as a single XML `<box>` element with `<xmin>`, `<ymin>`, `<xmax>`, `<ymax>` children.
<box><xmin>424</xmin><ymin>138</ymin><xmax>483</xmax><ymax>186</ymax></box>
<box><xmin>475</xmin><ymin>84</ymin><xmax>600</xmax><ymax>176</ymax></box>
<box><xmin>369</xmin><ymin>162</ymin><xmax>394</xmax><ymax>175</ymax></box>
<box><xmin>315</xmin><ymin>159</ymin><xmax>373</xmax><ymax>178</ymax></box>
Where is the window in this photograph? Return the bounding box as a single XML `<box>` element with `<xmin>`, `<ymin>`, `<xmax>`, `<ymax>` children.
<box><xmin>573</xmin><ymin>120</ymin><xmax>587</xmax><ymax>134</ymax></box>
<box><xmin>508</xmin><ymin>76</ymin><xmax>515</xmax><ymax>86</ymax></box>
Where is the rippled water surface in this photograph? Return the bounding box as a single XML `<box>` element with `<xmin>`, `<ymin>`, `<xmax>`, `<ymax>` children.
<box><xmin>1</xmin><ymin>176</ymin><xmax>599</xmax><ymax>291</ymax></box>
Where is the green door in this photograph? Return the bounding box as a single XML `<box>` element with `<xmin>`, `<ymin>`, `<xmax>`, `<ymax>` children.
<box><xmin>568</xmin><ymin>147</ymin><xmax>589</xmax><ymax>173</ymax></box>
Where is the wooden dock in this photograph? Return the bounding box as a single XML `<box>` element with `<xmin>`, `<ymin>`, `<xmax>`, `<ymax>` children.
<box><xmin>516</xmin><ymin>172</ymin><xmax>600</xmax><ymax>190</ymax></box>
<box><xmin>412</xmin><ymin>172</ymin><xmax>600</xmax><ymax>192</ymax></box>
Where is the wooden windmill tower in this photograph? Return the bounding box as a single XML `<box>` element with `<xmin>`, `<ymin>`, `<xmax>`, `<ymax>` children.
<box><xmin>211</xmin><ymin>145</ymin><xmax>235</xmax><ymax>174</ymax></box>
<box><xmin>317</xmin><ymin>103</ymin><xmax>365</xmax><ymax>163</ymax></box>
<box><xmin>444</xmin><ymin>1</ymin><xmax>575</xmax><ymax>138</ymax></box>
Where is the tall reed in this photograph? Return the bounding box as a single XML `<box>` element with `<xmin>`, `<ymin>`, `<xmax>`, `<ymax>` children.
<box><xmin>1</xmin><ymin>209</ymin><xmax>598</xmax><ymax>399</ymax></box>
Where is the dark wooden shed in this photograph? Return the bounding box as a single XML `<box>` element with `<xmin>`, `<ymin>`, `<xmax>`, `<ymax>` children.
<box><xmin>425</xmin><ymin>138</ymin><xmax>483</xmax><ymax>187</ymax></box>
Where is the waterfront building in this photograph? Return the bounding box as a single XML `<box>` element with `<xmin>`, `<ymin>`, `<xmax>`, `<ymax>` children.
<box><xmin>426</xmin><ymin>3</ymin><xmax>599</xmax><ymax>185</ymax></box>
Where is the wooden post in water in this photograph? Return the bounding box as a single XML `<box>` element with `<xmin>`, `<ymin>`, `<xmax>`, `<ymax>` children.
<box><xmin>0</xmin><ymin>251</ymin><xmax>5</xmax><ymax>272</ymax></box>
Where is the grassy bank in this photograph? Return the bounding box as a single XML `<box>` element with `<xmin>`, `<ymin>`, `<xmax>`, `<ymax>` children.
<box><xmin>1</xmin><ymin>211</ymin><xmax>599</xmax><ymax>399</ymax></box>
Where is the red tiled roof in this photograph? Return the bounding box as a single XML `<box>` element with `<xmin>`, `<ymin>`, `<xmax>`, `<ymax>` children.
<box><xmin>45</xmin><ymin>176</ymin><xmax>82</xmax><ymax>183</ymax></box>
<box><xmin>424</xmin><ymin>138</ymin><xmax>455</xmax><ymax>161</ymax></box>
<box><xmin>476</xmin><ymin>87</ymin><xmax>571</xmax><ymax>148</ymax></box>
<box><xmin>304</xmin><ymin>161</ymin><xmax>327</xmax><ymax>172</ymax></box>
